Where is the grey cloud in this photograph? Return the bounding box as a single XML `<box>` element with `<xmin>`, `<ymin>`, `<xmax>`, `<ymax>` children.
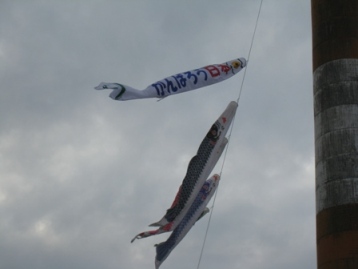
<box><xmin>0</xmin><ymin>1</ymin><xmax>315</xmax><ymax>269</ymax></box>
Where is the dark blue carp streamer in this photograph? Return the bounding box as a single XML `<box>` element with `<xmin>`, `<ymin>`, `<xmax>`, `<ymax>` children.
<box><xmin>132</xmin><ymin>137</ymin><xmax>227</xmax><ymax>242</ymax></box>
<box><xmin>150</xmin><ymin>101</ymin><xmax>237</xmax><ymax>228</ymax></box>
<box><xmin>164</xmin><ymin>123</ymin><xmax>218</xmax><ymax>222</ymax></box>
<box><xmin>155</xmin><ymin>175</ymin><xmax>220</xmax><ymax>269</ymax></box>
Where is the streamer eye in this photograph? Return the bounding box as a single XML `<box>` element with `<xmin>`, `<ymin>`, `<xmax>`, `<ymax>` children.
<box><xmin>232</xmin><ymin>61</ymin><xmax>241</xmax><ymax>69</ymax></box>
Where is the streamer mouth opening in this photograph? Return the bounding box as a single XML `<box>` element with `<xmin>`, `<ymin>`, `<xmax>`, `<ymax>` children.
<box><xmin>238</xmin><ymin>57</ymin><xmax>247</xmax><ymax>68</ymax></box>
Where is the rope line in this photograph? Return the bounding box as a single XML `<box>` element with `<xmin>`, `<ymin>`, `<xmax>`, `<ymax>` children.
<box><xmin>237</xmin><ymin>0</ymin><xmax>263</xmax><ymax>103</ymax></box>
<box><xmin>196</xmin><ymin>1</ymin><xmax>263</xmax><ymax>268</ymax></box>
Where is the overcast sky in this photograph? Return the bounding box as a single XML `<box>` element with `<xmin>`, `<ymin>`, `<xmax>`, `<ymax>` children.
<box><xmin>0</xmin><ymin>1</ymin><xmax>315</xmax><ymax>269</ymax></box>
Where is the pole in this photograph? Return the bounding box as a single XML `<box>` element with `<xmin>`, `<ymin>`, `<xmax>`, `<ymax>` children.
<box><xmin>312</xmin><ymin>0</ymin><xmax>358</xmax><ymax>268</ymax></box>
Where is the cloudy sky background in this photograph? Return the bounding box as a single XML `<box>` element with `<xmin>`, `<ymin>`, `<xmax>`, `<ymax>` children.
<box><xmin>0</xmin><ymin>1</ymin><xmax>315</xmax><ymax>269</ymax></box>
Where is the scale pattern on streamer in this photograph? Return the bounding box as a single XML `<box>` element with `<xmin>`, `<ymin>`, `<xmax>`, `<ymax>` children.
<box><xmin>164</xmin><ymin>123</ymin><xmax>220</xmax><ymax>223</ymax></box>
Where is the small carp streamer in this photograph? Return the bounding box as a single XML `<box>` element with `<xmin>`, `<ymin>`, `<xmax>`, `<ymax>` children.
<box><xmin>155</xmin><ymin>174</ymin><xmax>221</xmax><ymax>269</ymax></box>
<box><xmin>130</xmin><ymin>206</ymin><xmax>209</xmax><ymax>243</ymax></box>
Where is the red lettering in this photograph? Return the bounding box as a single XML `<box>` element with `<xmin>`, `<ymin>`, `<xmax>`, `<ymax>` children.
<box><xmin>219</xmin><ymin>64</ymin><xmax>231</xmax><ymax>74</ymax></box>
<box><xmin>204</xmin><ymin>65</ymin><xmax>220</xmax><ymax>77</ymax></box>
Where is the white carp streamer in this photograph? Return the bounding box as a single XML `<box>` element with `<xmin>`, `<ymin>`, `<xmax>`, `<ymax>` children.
<box><xmin>95</xmin><ymin>58</ymin><xmax>246</xmax><ymax>101</ymax></box>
